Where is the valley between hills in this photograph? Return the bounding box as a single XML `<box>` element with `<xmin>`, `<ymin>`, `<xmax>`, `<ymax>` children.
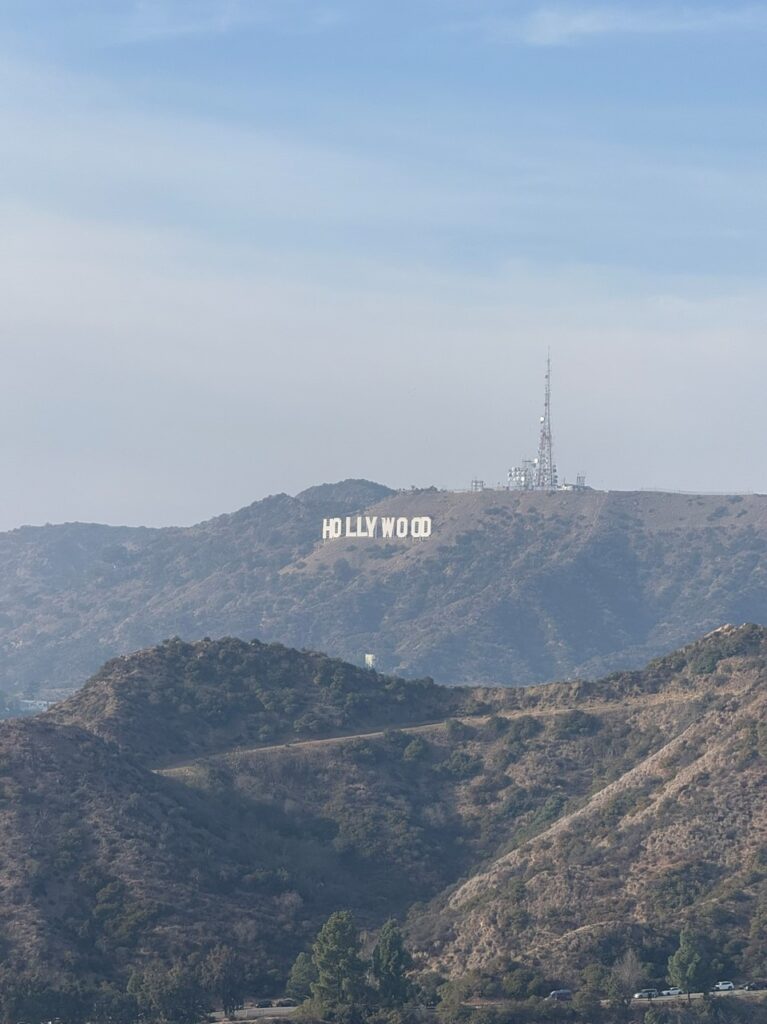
<box><xmin>2</xmin><ymin>623</ymin><xmax>767</xmax><ymax>1022</ymax></box>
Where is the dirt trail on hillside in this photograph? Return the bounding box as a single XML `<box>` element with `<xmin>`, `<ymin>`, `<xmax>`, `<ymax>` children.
<box><xmin>158</xmin><ymin>693</ymin><xmax>687</xmax><ymax>777</ymax></box>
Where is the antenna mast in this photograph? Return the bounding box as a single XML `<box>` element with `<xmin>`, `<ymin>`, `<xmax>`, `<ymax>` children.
<box><xmin>535</xmin><ymin>351</ymin><xmax>557</xmax><ymax>490</ymax></box>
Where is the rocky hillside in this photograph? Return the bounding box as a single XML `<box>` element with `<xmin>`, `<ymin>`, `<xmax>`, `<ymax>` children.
<box><xmin>2</xmin><ymin>481</ymin><xmax>767</xmax><ymax>697</ymax></box>
<box><xmin>5</xmin><ymin>627</ymin><xmax>767</xmax><ymax>994</ymax></box>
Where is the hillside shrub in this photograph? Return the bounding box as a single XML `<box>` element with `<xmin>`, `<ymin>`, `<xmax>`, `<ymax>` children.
<box><xmin>437</xmin><ymin>751</ymin><xmax>483</xmax><ymax>779</ymax></box>
<box><xmin>551</xmin><ymin>711</ymin><xmax>600</xmax><ymax>739</ymax></box>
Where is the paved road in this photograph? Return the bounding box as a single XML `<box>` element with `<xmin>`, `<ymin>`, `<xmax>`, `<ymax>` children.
<box><xmin>210</xmin><ymin>1006</ymin><xmax>297</xmax><ymax>1020</ymax></box>
<box><xmin>634</xmin><ymin>988</ymin><xmax>764</xmax><ymax>1003</ymax></box>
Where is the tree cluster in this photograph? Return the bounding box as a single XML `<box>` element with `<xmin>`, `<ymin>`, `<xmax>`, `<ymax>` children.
<box><xmin>290</xmin><ymin>912</ymin><xmax>414</xmax><ymax>1022</ymax></box>
<box><xmin>0</xmin><ymin>944</ymin><xmax>247</xmax><ymax>1024</ymax></box>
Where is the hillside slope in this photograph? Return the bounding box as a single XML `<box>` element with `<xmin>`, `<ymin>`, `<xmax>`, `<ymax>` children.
<box><xmin>412</xmin><ymin>624</ymin><xmax>767</xmax><ymax>981</ymax></box>
<box><xmin>2</xmin><ymin>482</ymin><xmax>767</xmax><ymax>696</ymax></box>
<box><xmin>3</xmin><ymin>628</ymin><xmax>767</xmax><ymax>992</ymax></box>
<box><xmin>0</xmin><ymin>715</ymin><xmax>440</xmax><ymax>989</ymax></box>
<box><xmin>0</xmin><ymin>638</ymin><xmax>472</xmax><ymax>987</ymax></box>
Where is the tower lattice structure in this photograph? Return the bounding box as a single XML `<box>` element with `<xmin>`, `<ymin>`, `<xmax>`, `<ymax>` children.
<box><xmin>535</xmin><ymin>352</ymin><xmax>557</xmax><ymax>490</ymax></box>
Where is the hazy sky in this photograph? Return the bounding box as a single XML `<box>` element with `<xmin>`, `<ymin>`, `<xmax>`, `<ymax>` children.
<box><xmin>2</xmin><ymin>1</ymin><xmax>766</xmax><ymax>530</ymax></box>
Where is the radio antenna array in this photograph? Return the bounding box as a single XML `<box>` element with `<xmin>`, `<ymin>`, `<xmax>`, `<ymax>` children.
<box><xmin>535</xmin><ymin>351</ymin><xmax>557</xmax><ymax>490</ymax></box>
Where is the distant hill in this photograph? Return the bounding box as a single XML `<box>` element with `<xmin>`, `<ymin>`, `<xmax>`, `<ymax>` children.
<box><xmin>2</xmin><ymin>480</ymin><xmax>767</xmax><ymax>696</ymax></box>
<box><xmin>5</xmin><ymin>626</ymin><xmax>767</xmax><ymax>998</ymax></box>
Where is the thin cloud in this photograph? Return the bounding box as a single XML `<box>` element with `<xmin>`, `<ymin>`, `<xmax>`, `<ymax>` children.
<box><xmin>127</xmin><ymin>0</ymin><xmax>267</xmax><ymax>39</ymax></box>
<box><xmin>125</xmin><ymin>0</ymin><xmax>343</xmax><ymax>41</ymax></box>
<box><xmin>475</xmin><ymin>4</ymin><xmax>767</xmax><ymax>46</ymax></box>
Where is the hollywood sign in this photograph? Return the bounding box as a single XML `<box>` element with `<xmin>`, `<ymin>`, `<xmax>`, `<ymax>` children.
<box><xmin>322</xmin><ymin>515</ymin><xmax>433</xmax><ymax>540</ymax></box>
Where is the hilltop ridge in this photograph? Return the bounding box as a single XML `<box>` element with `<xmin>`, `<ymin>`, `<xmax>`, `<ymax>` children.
<box><xmin>1</xmin><ymin>480</ymin><xmax>767</xmax><ymax>696</ymax></box>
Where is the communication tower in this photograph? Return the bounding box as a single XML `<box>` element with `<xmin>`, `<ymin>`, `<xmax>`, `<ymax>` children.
<box><xmin>508</xmin><ymin>354</ymin><xmax>559</xmax><ymax>491</ymax></box>
<box><xmin>535</xmin><ymin>352</ymin><xmax>557</xmax><ymax>490</ymax></box>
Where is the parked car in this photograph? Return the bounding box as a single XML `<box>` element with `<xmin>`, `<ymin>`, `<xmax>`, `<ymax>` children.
<box><xmin>661</xmin><ymin>988</ymin><xmax>683</xmax><ymax>996</ymax></box>
<box><xmin>713</xmin><ymin>982</ymin><xmax>735</xmax><ymax>992</ymax></box>
<box><xmin>742</xmin><ymin>981</ymin><xmax>767</xmax><ymax>990</ymax></box>
<box><xmin>255</xmin><ymin>1000</ymin><xmax>273</xmax><ymax>1007</ymax></box>
<box><xmin>546</xmin><ymin>990</ymin><xmax>572</xmax><ymax>1001</ymax></box>
<box><xmin>634</xmin><ymin>989</ymin><xmax>659</xmax><ymax>999</ymax></box>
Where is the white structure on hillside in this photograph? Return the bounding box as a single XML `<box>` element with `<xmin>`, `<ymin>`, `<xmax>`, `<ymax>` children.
<box><xmin>509</xmin><ymin>353</ymin><xmax>578</xmax><ymax>492</ymax></box>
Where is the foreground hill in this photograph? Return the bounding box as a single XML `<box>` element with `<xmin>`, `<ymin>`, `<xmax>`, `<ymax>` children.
<box><xmin>0</xmin><ymin>715</ymin><xmax>427</xmax><ymax>991</ymax></box>
<box><xmin>0</xmin><ymin>640</ymin><xmax>476</xmax><ymax>989</ymax></box>
<box><xmin>47</xmin><ymin>636</ymin><xmax>468</xmax><ymax>766</ymax></box>
<box><xmin>410</xmin><ymin>624</ymin><xmax>767</xmax><ymax>981</ymax></box>
<box><xmin>6</xmin><ymin>626</ymin><xmax>767</xmax><ymax>999</ymax></box>
<box><xmin>2</xmin><ymin>481</ymin><xmax>767</xmax><ymax>696</ymax></box>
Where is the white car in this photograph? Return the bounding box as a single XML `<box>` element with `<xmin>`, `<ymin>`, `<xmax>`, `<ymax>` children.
<box><xmin>662</xmin><ymin>988</ymin><xmax>683</xmax><ymax>996</ymax></box>
<box><xmin>713</xmin><ymin>981</ymin><xmax>735</xmax><ymax>992</ymax></box>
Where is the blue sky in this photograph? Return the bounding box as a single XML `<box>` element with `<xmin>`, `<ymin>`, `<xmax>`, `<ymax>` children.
<box><xmin>2</xmin><ymin>1</ymin><xmax>766</xmax><ymax>528</ymax></box>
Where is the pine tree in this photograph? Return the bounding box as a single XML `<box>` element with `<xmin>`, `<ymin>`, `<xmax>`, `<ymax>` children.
<box><xmin>287</xmin><ymin>952</ymin><xmax>317</xmax><ymax>1002</ymax></box>
<box><xmin>310</xmin><ymin>911</ymin><xmax>367</xmax><ymax>1014</ymax></box>
<box><xmin>371</xmin><ymin>920</ymin><xmax>413</xmax><ymax>1007</ymax></box>
<box><xmin>668</xmin><ymin>928</ymin><xmax>713</xmax><ymax>1004</ymax></box>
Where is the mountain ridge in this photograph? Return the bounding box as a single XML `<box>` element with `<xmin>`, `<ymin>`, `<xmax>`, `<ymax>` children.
<box><xmin>2</xmin><ymin>480</ymin><xmax>767</xmax><ymax>697</ymax></box>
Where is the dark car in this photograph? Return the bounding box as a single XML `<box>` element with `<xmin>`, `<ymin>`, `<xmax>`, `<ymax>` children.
<box><xmin>255</xmin><ymin>1000</ymin><xmax>273</xmax><ymax>1008</ymax></box>
<box><xmin>634</xmin><ymin>989</ymin><xmax>660</xmax><ymax>999</ymax></box>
